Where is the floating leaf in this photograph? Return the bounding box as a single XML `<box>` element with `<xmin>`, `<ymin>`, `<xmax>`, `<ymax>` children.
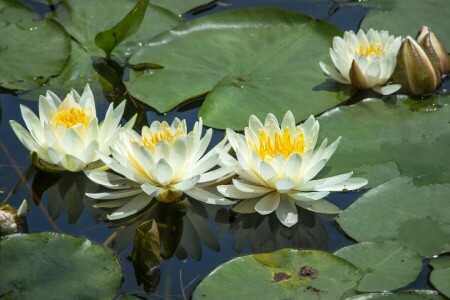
<box><xmin>335</xmin><ymin>241</ymin><xmax>422</xmax><ymax>292</ymax></box>
<box><xmin>345</xmin><ymin>290</ymin><xmax>446</xmax><ymax>299</ymax></box>
<box><xmin>360</xmin><ymin>0</ymin><xmax>450</xmax><ymax>49</ymax></box>
<box><xmin>336</xmin><ymin>177</ymin><xmax>450</xmax><ymax>257</ymax></box>
<box><xmin>429</xmin><ymin>256</ymin><xmax>450</xmax><ymax>298</ymax></box>
<box><xmin>131</xmin><ymin>219</ymin><xmax>161</xmax><ymax>273</ymax></box>
<box><xmin>319</xmin><ymin>96</ymin><xmax>450</xmax><ymax>187</ymax></box>
<box><xmin>0</xmin><ymin>1</ymin><xmax>70</xmax><ymax>90</ymax></box>
<box><xmin>126</xmin><ymin>8</ymin><xmax>350</xmax><ymax>130</ymax></box>
<box><xmin>150</xmin><ymin>0</ymin><xmax>214</xmax><ymax>15</ymax></box>
<box><xmin>0</xmin><ymin>232</ymin><xmax>122</xmax><ymax>299</ymax></box>
<box><xmin>95</xmin><ymin>0</ymin><xmax>149</xmax><ymax>57</ymax></box>
<box><xmin>54</xmin><ymin>0</ymin><xmax>181</xmax><ymax>59</ymax></box>
<box><xmin>193</xmin><ymin>248</ymin><xmax>363</xmax><ymax>299</ymax></box>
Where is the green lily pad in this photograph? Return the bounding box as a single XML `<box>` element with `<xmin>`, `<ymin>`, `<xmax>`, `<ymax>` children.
<box><xmin>345</xmin><ymin>290</ymin><xmax>446</xmax><ymax>300</ymax></box>
<box><xmin>429</xmin><ymin>256</ymin><xmax>450</xmax><ymax>298</ymax></box>
<box><xmin>126</xmin><ymin>8</ymin><xmax>350</xmax><ymax>130</ymax></box>
<box><xmin>54</xmin><ymin>0</ymin><xmax>181</xmax><ymax>58</ymax></box>
<box><xmin>335</xmin><ymin>241</ymin><xmax>422</xmax><ymax>292</ymax></box>
<box><xmin>319</xmin><ymin>96</ymin><xmax>450</xmax><ymax>187</ymax></box>
<box><xmin>336</xmin><ymin>177</ymin><xmax>450</xmax><ymax>257</ymax></box>
<box><xmin>193</xmin><ymin>248</ymin><xmax>363</xmax><ymax>299</ymax></box>
<box><xmin>150</xmin><ymin>0</ymin><xmax>214</xmax><ymax>15</ymax></box>
<box><xmin>0</xmin><ymin>232</ymin><xmax>122</xmax><ymax>299</ymax></box>
<box><xmin>0</xmin><ymin>1</ymin><xmax>71</xmax><ymax>90</ymax></box>
<box><xmin>360</xmin><ymin>0</ymin><xmax>450</xmax><ymax>49</ymax></box>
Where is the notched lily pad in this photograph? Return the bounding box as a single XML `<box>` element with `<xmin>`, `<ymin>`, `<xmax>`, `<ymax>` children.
<box><xmin>336</xmin><ymin>177</ymin><xmax>450</xmax><ymax>257</ymax></box>
<box><xmin>193</xmin><ymin>248</ymin><xmax>363</xmax><ymax>299</ymax></box>
<box><xmin>0</xmin><ymin>232</ymin><xmax>122</xmax><ymax>299</ymax></box>
<box><xmin>429</xmin><ymin>256</ymin><xmax>450</xmax><ymax>298</ymax></box>
<box><xmin>126</xmin><ymin>8</ymin><xmax>350</xmax><ymax>130</ymax></box>
<box><xmin>335</xmin><ymin>240</ymin><xmax>422</xmax><ymax>292</ymax></box>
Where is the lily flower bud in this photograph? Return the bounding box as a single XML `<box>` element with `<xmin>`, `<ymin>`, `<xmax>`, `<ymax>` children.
<box><xmin>416</xmin><ymin>26</ymin><xmax>450</xmax><ymax>75</ymax></box>
<box><xmin>0</xmin><ymin>200</ymin><xmax>27</xmax><ymax>235</ymax></box>
<box><xmin>393</xmin><ymin>36</ymin><xmax>441</xmax><ymax>96</ymax></box>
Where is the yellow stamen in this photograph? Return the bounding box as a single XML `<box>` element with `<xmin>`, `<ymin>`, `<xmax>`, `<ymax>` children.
<box><xmin>358</xmin><ymin>43</ymin><xmax>383</xmax><ymax>57</ymax></box>
<box><xmin>252</xmin><ymin>127</ymin><xmax>305</xmax><ymax>160</ymax></box>
<box><xmin>142</xmin><ymin>124</ymin><xmax>185</xmax><ymax>152</ymax></box>
<box><xmin>54</xmin><ymin>108</ymin><xmax>89</xmax><ymax>128</ymax></box>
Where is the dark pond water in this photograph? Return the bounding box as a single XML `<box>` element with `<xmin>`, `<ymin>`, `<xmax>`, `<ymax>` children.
<box><xmin>0</xmin><ymin>0</ymin><xmax>438</xmax><ymax>299</ymax></box>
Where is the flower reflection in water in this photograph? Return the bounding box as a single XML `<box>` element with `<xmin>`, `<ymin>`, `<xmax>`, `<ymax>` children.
<box><xmin>230</xmin><ymin>206</ymin><xmax>328</xmax><ymax>254</ymax></box>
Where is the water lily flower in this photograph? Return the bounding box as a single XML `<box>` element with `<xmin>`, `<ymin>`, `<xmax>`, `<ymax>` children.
<box><xmin>85</xmin><ymin>118</ymin><xmax>235</xmax><ymax>220</ymax></box>
<box><xmin>393</xmin><ymin>36</ymin><xmax>441</xmax><ymax>96</ymax></box>
<box><xmin>416</xmin><ymin>26</ymin><xmax>450</xmax><ymax>76</ymax></box>
<box><xmin>320</xmin><ymin>28</ymin><xmax>402</xmax><ymax>95</ymax></box>
<box><xmin>10</xmin><ymin>84</ymin><xmax>135</xmax><ymax>172</ymax></box>
<box><xmin>0</xmin><ymin>200</ymin><xmax>27</xmax><ymax>235</ymax></box>
<box><xmin>218</xmin><ymin>111</ymin><xmax>368</xmax><ymax>227</ymax></box>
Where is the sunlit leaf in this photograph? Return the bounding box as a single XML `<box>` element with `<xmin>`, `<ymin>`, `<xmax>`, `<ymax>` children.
<box><xmin>95</xmin><ymin>0</ymin><xmax>149</xmax><ymax>57</ymax></box>
<box><xmin>126</xmin><ymin>8</ymin><xmax>351</xmax><ymax>130</ymax></box>
<box><xmin>0</xmin><ymin>232</ymin><xmax>122</xmax><ymax>299</ymax></box>
<box><xmin>54</xmin><ymin>0</ymin><xmax>181</xmax><ymax>59</ymax></box>
<box><xmin>131</xmin><ymin>219</ymin><xmax>161</xmax><ymax>273</ymax></box>
<box><xmin>193</xmin><ymin>248</ymin><xmax>363</xmax><ymax>299</ymax></box>
<box><xmin>335</xmin><ymin>241</ymin><xmax>422</xmax><ymax>292</ymax></box>
<box><xmin>336</xmin><ymin>177</ymin><xmax>450</xmax><ymax>257</ymax></box>
<box><xmin>429</xmin><ymin>256</ymin><xmax>450</xmax><ymax>298</ymax></box>
<box><xmin>360</xmin><ymin>0</ymin><xmax>450</xmax><ymax>49</ymax></box>
<box><xmin>0</xmin><ymin>1</ymin><xmax>70</xmax><ymax>90</ymax></box>
<box><xmin>319</xmin><ymin>96</ymin><xmax>450</xmax><ymax>187</ymax></box>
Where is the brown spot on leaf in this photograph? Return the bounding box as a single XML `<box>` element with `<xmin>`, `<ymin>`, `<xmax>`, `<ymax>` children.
<box><xmin>298</xmin><ymin>266</ymin><xmax>319</xmax><ymax>279</ymax></box>
<box><xmin>273</xmin><ymin>272</ymin><xmax>291</xmax><ymax>282</ymax></box>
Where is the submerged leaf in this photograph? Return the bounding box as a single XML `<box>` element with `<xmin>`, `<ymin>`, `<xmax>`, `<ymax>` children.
<box><xmin>131</xmin><ymin>219</ymin><xmax>161</xmax><ymax>273</ymax></box>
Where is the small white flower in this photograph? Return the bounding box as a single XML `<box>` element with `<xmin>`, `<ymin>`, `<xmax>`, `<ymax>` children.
<box><xmin>0</xmin><ymin>200</ymin><xmax>27</xmax><ymax>235</ymax></box>
<box><xmin>218</xmin><ymin>111</ymin><xmax>367</xmax><ymax>227</ymax></box>
<box><xmin>10</xmin><ymin>84</ymin><xmax>135</xmax><ymax>172</ymax></box>
<box><xmin>320</xmin><ymin>28</ymin><xmax>402</xmax><ymax>95</ymax></box>
<box><xmin>85</xmin><ymin>118</ymin><xmax>234</xmax><ymax>220</ymax></box>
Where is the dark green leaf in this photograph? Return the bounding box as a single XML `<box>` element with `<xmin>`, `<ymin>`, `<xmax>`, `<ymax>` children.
<box><xmin>131</xmin><ymin>219</ymin><xmax>161</xmax><ymax>273</ymax></box>
<box><xmin>0</xmin><ymin>232</ymin><xmax>122</xmax><ymax>299</ymax></box>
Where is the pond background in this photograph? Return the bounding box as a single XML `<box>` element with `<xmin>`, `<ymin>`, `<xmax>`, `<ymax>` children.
<box><xmin>0</xmin><ymin>0</ymin><xmax>444</xmax><ymax>298</ymax></box>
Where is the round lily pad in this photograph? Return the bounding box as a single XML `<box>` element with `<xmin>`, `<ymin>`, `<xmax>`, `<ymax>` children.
<box><xmin>0</xmin><ymin>232</ymin><xmax>122</xmax><ymax>299</ymax></box>
<box><xmin>0</xmin><ymin>1</ymin><xmax>70</xmax><ymax>90</ymax></box>
<box><xmin>319</xmin><ymin>95</ymin><xmax>450</xmax><ymax>187</ymax></box>
<box><xmin>126</xmin><ymin>7</ymin><xmax>350</xmax><ymax>130</ymax></box>
<box><xmin>429</xmin><ymin>256</ymin><xmax>450</xmax><ymax>298</ymax></box>
<box><xmin>336</xmin><ymin>177</ymin><xmax>450</xmax><ymax>257</ymax></box>
<box><xmin>335</xmin><ymin>241</ymin><xmax>422</xmax><ymax>292</ymax></box>
<box><xmin>193</xmin><ymin>248</ymin><xmax>363</xmax><ymax>299</ymax></box>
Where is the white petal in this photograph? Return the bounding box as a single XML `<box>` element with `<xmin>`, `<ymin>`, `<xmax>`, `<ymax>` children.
<box><xmin>298</xmin><ymin>172</ymin><xmax>353</xmax><ymax>191</ymax></box>
<box><xmin>287</xmin><ymin>191</ymin><xmax>330</xmax><ymax>201</ymax></box>
<box><xmin>275</xmin><ymin>178</ymin><xmax>295</xmax><ymax>193</ymax></box>
<box><xmin>86</xmin><ymin>188</ymin><xmax>142</xmax><ymax>200</ymax></box>
<box><xmin>155</xmin><ymin>159</ymin><xmax>174</xmax><ymax>186</ymax></box>
<box><xmin>172</xmin><ymin>176</ymin><xmax>200</xmax><ymax>191</ymax></box>
<box><xmin>140</xmin><ymin>183</ymin><xmax>161</xmax><ymax>196</ymax></box>
<box><xmin>84</xmin><ymin>170</ymin><xmax>139</xmax><ymax>189</ymax></box>
<box><xmin>255</xmin><ymin>192</ymin><xmax>280</xmax><ymax>215</ymax></box>
<box><xmin>217</xmin><ymin>184</ymin><xmax>267</xmax><ymax>199</ymax></box>
<box><xmin>373</xmin><ymin>84</ymin><xmax>401</xmax><ymax>95</ymax></box>
<box><xmin>107</xmin><ymin>193</ymin><xmax>153</xmax><ymax>220</ymax></box>
<box><xmin>232</xmin><ymin>178</ymin><xmax>273</xmax><ymax>194</ymax></box>
<box><xmin>314</xmin><ymin>177</ymin><xmax>368</xmax><ymax>192</ymax></box>
<box><xmin>275</xmin><ymin>196</ymin><xmax>298</xmax><ymax>227</ymax></box>
<box><xmin>232</xmin><ymin>198</ymin><xmax>259</xmax><ymax>214</ymax></box>
<box><xmin>260</xmin><ymin>161</ymin><xmax>276</xmax><ymax>182</ymax></box>
<box><xmin>303</xmin><ymin>159</ymin><xmax>327</xmax><ymax>183</ymax></box>
<box><xmin>185</xmin><ymin>187</ymin><xmax>235</xmax><ymax>205</ymax></box>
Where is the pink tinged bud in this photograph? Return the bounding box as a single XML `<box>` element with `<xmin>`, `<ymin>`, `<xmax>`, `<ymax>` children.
<box><xmin>416</xmin><ymin>26</ymin><xmax>450</xmax><ymax>75</ymax></box>
<box><xmin>393</xmin><ymin>36</ymin><xmax>441</xmax><ymax>96</ymax></box>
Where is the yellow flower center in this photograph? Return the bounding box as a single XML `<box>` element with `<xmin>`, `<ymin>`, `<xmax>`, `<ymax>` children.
<box><xmin>253</xmin><ymin>127</ymin><xmax>305</xmax><ymax>160</ymax></box>
<box><xmin>142</xmin><ymin>124</ymin><xmax>185</xmax><ymax>152</ymax></box>
<box><xmin>358</xmin><ymin>43</ymin><xmax>383</xmax><ymax>56</ymax></box>
<box><xmin>54</xmin><ymin>108</ymin><xmax>89</xmax><ymax>128</ymax></box>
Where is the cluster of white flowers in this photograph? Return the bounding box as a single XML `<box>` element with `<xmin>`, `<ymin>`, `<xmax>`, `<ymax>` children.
<box><xmin>10</xmin><ymin>85</ymin><xmax>367</xmax><ymax>227</ymax></box>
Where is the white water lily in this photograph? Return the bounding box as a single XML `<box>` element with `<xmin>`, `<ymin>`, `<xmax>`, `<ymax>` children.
<box><xmin>218</xmin><ymin>111</ymin><xmax>368</xmax><ymax>227</ymax></box>
<box><xmin>320</xmin><ymin>28</ymin><xmax>402</xmax><ymax>95</ymax></box>
<box><xmin>85</xmin><ymin>118</ymin><xmax>235</xmax><ymax>220</ymax></box>
<box><xmin>10</xmin><ymin>84</ymin><xmax>135</xmax><ymax>172</ymax></box>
